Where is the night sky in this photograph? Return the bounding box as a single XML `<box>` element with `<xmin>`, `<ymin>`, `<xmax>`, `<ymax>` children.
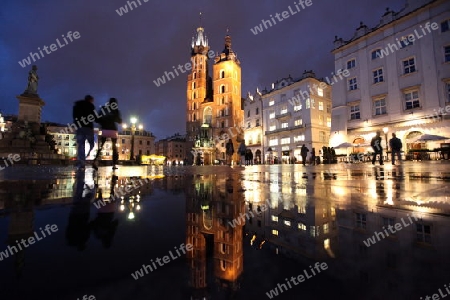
<box><xmin>1</xmin><ymin>0</ymin><xmax>406</xmax><ymax>139</ymax></box>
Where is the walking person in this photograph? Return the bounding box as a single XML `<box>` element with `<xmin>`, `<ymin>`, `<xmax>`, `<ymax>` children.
<box><xmin>371</xmin><ymin>131</ymin><xmax>384</xmax><ymax>165</ymax></box>
<box><xmin>225</xmin><ymin>139</ymin><xmax>234</xmax><ymax>166</ymax></box>
<box><xmin>300</xmin><ymin>144</ymin><xmax>309</xmax><ymax>166</ymax></box>
<box><xmin>94</xmin><ymin>98</ymin><xmax>122</xmax><ymax>170</ymax></box>
<box><xmin>238</xmin><ymin>140</ymin><xmax>247</xmax><ymax>166</ymax></box>
<box><xmin>73</xmin><ymin>95</ymin><xmax>97</xmax><ymax>169</ymax></box>
<box><xmin>389</xmin><ymin>133</ymin><xmax>402</xmax><ymax>165</ymax></box>
<box><xmin>311</xmin><ymin>148</ymin><xmax>316</xmax><ymax>165</ymax></box>
<box><xmin>249</xmin><ymin>149</ymin><xmax>254</xmax><ymax>166</ymax></box>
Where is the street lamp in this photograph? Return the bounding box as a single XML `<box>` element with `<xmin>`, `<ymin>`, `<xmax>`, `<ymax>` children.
<box><xmin>122</xmin><ymin>117</ymin><xmax>142</xmax><ymax>161</ymax></box>
<box><xmin>383</xmin><ymin>127</ymin><xmax>389</xmax><ymax>160</ymax></box>
<box><xmin>130</xmin><ymin>117</ymin><xmax>137</xmax><ymax>161</ymax></box>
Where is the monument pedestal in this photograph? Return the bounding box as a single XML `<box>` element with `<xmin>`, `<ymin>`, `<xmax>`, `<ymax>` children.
<box><xmin>16</xmin><ymin>94</ymin><xmax>45</xmax><ymax>124</ymax></box>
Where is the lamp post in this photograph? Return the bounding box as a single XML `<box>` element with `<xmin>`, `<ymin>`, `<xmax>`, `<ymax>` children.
<box><xmin>122</xmin><ymin>117</ymin><xmax>143</xmax><ymax>161</ymax></box>
<box><xmin>383</xmin><ymin>127</ymin><xmax>389</xmax><ymax>161</ymax></box>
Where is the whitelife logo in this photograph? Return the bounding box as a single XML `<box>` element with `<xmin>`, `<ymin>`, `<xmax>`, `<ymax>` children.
<box><xmin>376</xmin><ymin>21</ymin><xmax>439</xmax><ymax>58</ymax></box>
<box><xmin>363</xmin><ymin>214</ymin><xmax>418</xmax><ymax>247</ymax></box>
<box><xmin>18</xmin><ymin>31</ymin><xmax>81</xmax><ymax>68</ymax></box>
<box><xmin>131</xmin><ymin>243</ymin><xmax>193</xmax><ymax>280</ymax></box>
<box><xmin>250</xmin><ymin>0</ymin><xmax>313</xmax><ymax>35</ymax></box>
<box><xmin>0</xmin><ymin>224</ymin><xmax>58</xmax><ymax>261</ymax></box>
<box><xmin>115</xmin><ymin>0</ymin><xmax>150</xmax><ymax>16</ymax></box>
<box><xmin>265</xmin><ymin>262</ymin><xmax>328</xmax><ymax>298</ymax></box>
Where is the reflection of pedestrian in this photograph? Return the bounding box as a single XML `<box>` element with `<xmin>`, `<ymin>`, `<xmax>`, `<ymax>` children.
<box><xmin>90</xmin><ymin>173</ymin><xmax>119</xmax><ymax>249</ymax></box>
<box><xmin>389</xmin><ymin>133</ymin><xmax>402</xmax><ymax>165</ymax></box>
<box><xmin>73</xmin><ymin>95</ymin><xmax>97</xmax><ymax>169</ymax></box>
<box><xmin>66</xmin><ymin>169</ymin><xmax>93</xmax><ymax>251</ymax></box>
<box><xmin>94</xmin><ymin>98</ymin><xmax>122</xmax><ymax>170</ymax></box>
<box><xmin>311</xmin><ymin>148</ymin><xmax>316</xmax><ymax>165</ymax></box>
<box><xmin>225</xmin><ymin>139</ymin><xmax>234</xmax><ymax>166</ymax></box>
<box><xmin>371</xmin><ymin>131</ymin><xmax>384</xmax><ymax>165</ymax></box>
<box><xmin>238</xmin><ymin>140</ymin><xmax>246</xmax><ymax>166</ymax></box>
<box><xmin>300</xmin><ymin>144</ymin><xmax>309</xmax><ymax>166</ymax></box>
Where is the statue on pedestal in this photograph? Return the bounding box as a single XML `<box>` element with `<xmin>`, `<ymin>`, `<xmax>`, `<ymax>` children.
<box><xmin>23</xmin><ymin>65</ymin><xmax>39</xmax><ymax>96</ymax></box>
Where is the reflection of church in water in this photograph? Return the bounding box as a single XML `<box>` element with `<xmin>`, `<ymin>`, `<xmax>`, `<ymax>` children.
<box><xmin>185</xmin><ymin>173</ymin><xmax>244</xmax><ymax>299</ymax></box>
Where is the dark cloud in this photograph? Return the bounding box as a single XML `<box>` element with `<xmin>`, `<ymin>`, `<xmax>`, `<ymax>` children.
<box><xmin>0</xmin><ymin>0</ymin><xmax>406</xmax><ymax>139</ymax></box>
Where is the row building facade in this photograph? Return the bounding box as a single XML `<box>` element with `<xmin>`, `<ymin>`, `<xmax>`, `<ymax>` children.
<box><xmin>244</xmin><ymin>71</ymin><xmax>332</xmax><ymax>164</ymax></box>
<box><xmin>330</xmin><ymin>0</ymin><xmax>450</xmax><ymax>154</ymax></box>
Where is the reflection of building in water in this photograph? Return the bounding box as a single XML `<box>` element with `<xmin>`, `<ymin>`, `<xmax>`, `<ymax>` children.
<box><xmin>243</xmin><ymin>171</ymin><xmax>338</xmax><ymax>262</ymax></box>
<box><xmin>332</xmin><ymin>168</ymin><xmax>450</xmax><ymax>298</ymax></box>
<box><xmin>185</xmin><ymin>174</ymin><xmax>244</xmax><ymax>299</ymax></box>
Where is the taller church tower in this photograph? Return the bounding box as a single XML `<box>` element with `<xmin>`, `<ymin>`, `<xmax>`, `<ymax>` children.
<box><xmin>186</xmin><ymin>27</ymin><xmax>212</xmax><ymax>146</ymax></box>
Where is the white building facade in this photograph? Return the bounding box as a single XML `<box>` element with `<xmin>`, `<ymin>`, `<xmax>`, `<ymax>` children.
<box><xmin>330</xmin><ymin>0</ymin><xmax>450</xmax><ymax>154</ymax></box>
<box><xmin>261</xmin><ymin>72</ymin><xmax>332</xmax><ymax>164</ymax></box>
<box><xmin>243</xmin><ymin>91</ymin><xmax>264</xmax><ymax>163</ymax></box>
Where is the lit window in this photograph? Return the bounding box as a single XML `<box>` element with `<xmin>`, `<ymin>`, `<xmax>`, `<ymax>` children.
<box><xmin>374</xmin><ymin>98</ymin><xmax>387</xmax><ymax>115</ymax></box>
<box><xmin>348</xmin><ymin>78</ymin><xmax>357</xmax><ymax>91</ymax></box>
<box><xmin>319</xmin><ymin>131</ymin><xmax>326</xmax><ymax>143</ymax></box>
<box><xmin>404</xmin><ymin>90</ymin><xmax>420</xmax><ymax>110</ymax></box>
<box><xmin>294</xmin><ymin>118</ymin><xmax>302</xmax><ymax>126</ymax></box>
<box><xmin>403</xmin><ymin>57</ymin><xmax>416</xmax><ymax>74</ymax></box>
<box><xmin>284</xmin><ymin>220</ymin><xmax>291</xmax><ymax>227</ymax></box>
<box><xmin>317</xmin><ymin>88</ymin><xmax>323</xmax><ymax>97</ymax></box>
<box><xmin>373</xmin><ymin>68</ymin><xmax>384</xmax><ymax>84</ymax></box>
<box><xmin>281</xmin><ymin>122</ymin><xmax>288</xmax><ymax>129</ymax></box>
<box><xmin>269</xmin><ymin>138</ymin><xmax>278</xmax><ymax>146</ymax></box>
<box><xmin>310</xmin><ymin>226</ymin><xmax>319</xmax><ymax>237</ymax></box>
<box><xmin>269</xmin><ymin>125</ymin><xmax>276</xmax><ymax>131</ymax></box>
<box><xmin>281</xmin><ymin>137</ymin><xmax>290</xmax><ymax>144</ymax></box>
<box><xmin>298</xmin><ymin>223</ymin><xmax>306</xmax><ymax>230</ymax></box>
<box><xmin>271</xmin><ymin>215</ymin><xmax>278</xmax><ymax>222</ymax></box>
<box><xmin>294</xmin><ymin>135</ymin><xmax>305</xmax><ymax>142</ymax></box>
<box><xmin>319</xmin><ymin>101</ymin><xmax>323</xmax><ymax>110</ymax></box>
<box><xmin>269</xmin><ymin>99</ymin><xmax>275</xmax><ymax>106</ymax></box>
<box><xmin>280</xmin><ymin>106</ymin><xmax>288</xmax><ymax>114</ymax></box>
<box><xmin>269</xmin><ymin>112</ymin><xmax>275</xmax><ymax>119</ymax></box>
<box><xmin>306</xmin><ymin>98</ymin><xmax>310</xmax><ymax>109</ymax></box>
<box><xmin>323</xmin><ymin>223</ymin><xmax>329</xmax><ymax>234</ymax></box>
<box><xmin>272</xmin><ymin>229</ymin><xmax>279</xmax><ymax>236</ymax></box>
<box><xmin>326</xmin><ymin>117</ymin><xmax>331</xmax><ymax>127</ymax></box>
<box><xmin>347</xmin><ymin>59</ymin><xmax>356</xmax><ymax>69</ymax></box>
<box><xmin>294</xmin><ymin>104</ymin><xmax>302</xmax><ymax>111</ymax></box>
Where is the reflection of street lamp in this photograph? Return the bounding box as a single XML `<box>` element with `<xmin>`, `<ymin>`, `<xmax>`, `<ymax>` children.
<box><xmin>383</xmin><ymin>127</ymin><xmax>389</xmax><ymax>157</ymax></box>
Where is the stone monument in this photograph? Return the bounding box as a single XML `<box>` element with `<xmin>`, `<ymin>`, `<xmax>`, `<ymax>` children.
<box><xmin>17</xmin><ymin>65</ymin><xmax>45</xmax><ymax>124</ymax></box>
<box><xmin>0</xmin><ymin>66</ymin><xmax>64</xmax><ymax>164</ymax></box>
